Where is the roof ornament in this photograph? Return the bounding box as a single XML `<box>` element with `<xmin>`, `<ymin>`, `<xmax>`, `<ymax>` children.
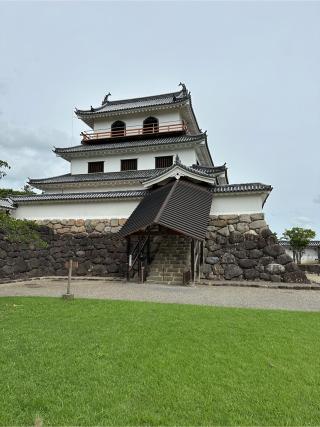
<box><xmin>175</xmin><ymin>154</ymin><xmax>181</xmax><ymax>164</ymax></box>
<box><xmin>90</xmin><ymin>105</ymin><xmax>94</xmax><ymax>112</ymax></box>
<box><xmin>102</xmin><ymin>92</ymin><xmax>111</xmax><ymax>105</ymax></box>
<box><xmin>178</xmin><ymin>82</ymin><xmax>188</xmax><ymax>96</ymax></box>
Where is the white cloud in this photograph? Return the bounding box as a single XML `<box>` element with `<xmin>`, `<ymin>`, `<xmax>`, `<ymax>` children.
<box><xmin>0</xmin><ymin>120</ymin><xmax>71</xmax><ymax>189</ymax></box>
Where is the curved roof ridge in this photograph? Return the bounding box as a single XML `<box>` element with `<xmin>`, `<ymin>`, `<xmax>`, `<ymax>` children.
<box><xmin>11</xmin><ymin>190</ymin><xmax>147</xmax><ymax>203</ymax></box>
<box><xmin>54</xmin><ymin>133</ymin><xmax>206</xmax><ymax>155</ymax></box>
<box><xmin>76</xmin><ymin>88</ymin><xmax>187</xmax><ymax>114</ymax></box>
<box><xmin>212</xmin><ymin>182</ymin><xmax>272</xmax><ymax>192</ymax></box>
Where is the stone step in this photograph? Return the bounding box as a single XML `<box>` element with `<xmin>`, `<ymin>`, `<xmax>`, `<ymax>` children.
<box><xmin>149</xmin><ymin>268</ymin><xmax>185</xmax><ymax>274</ymax></box>
<box><xmin>147</xmin><ymin>236</ymin><xmax>190</xmax><ymax>286</ymax></box>
<box><xmin>150</xmin><ymin>263</ymin><xmax>187</xmax><ymax>268</ymax></box>
<box><xmin>153</xmin><ymin>254</ymin><xmax>188</xmax><ymax>263</ymax></box>
<box><xmin>147</xmin><ymin>279</ymin><xmax>184</xmax><ymax>285</ymax></box>
<box><xmin>148</xmin><ymin>275</ymin><xmax>184</xmax><ymax>281</ymax></box>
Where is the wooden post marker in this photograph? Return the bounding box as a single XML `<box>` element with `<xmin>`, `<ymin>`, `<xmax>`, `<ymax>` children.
<box><xmin>62</xmin><ymin>259</ymin><xmax>79</xmax><ymax>300</ymax></box>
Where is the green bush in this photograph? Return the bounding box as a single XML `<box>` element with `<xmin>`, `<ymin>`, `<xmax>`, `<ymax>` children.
<box><xmin>0</xmin><ymin>212</ymin><xmax>47</xmax><ymax>248</ymax></box>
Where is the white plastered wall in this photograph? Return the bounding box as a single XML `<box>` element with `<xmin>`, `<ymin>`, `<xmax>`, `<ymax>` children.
<box><xmin>211</xmin><ymin>193</ymin><xmax>265</xmax><ymax>215</ymax></box>
<box><xmin>70</xmin><ymin>148</ymin><xmax>197</xmax><ymax>175</ymax></box>
<box><xmin>12</xmin><ymin>199</ymin><xmax>140</xmax><ymax>220</ymax></box>
<box><xmin>284</xmin><ymin>247</ymin><xmax>319</xmax><ymax>264</ymax></box>
<box><xmin>13</xmin><ymin>192</ymin><xmax>267</xmax><ymax>221</ymax></box>
<box><xmin>44</xmin><ymin>183</ymin><xmax>145</xmax><ymax>194</ymax></box>
<box><xmin>93</xmin><ymin>110</ymin><xmax>182</xmax><ymax>132</ymax></box>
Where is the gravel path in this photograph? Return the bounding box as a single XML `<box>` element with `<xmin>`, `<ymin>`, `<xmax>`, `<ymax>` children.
<box><xmin>1</xmin><ymin>278</ymin><xmax>320</xmax><ymax>311</ymax></box>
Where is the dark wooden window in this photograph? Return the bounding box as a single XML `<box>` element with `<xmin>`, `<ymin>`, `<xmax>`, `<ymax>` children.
<box><xmin>121</xmin><ymin>159</ymin><xmax>137</xmax><ymax>171</ymax></box>
<box><xmin>155</xmin><ymin>156</ymin><xmax>173</xmax><ymax>169</ymax></box>
<box><xmin>111</xmin><ymin>120</ymin><xmax>126</xmax><ymax>137</ymax></box>
<box><xmin>88</xmin><ymin>161</ymin><xmax>104</xmax><ymax>173</ymax></box>
<box><xmin>143</xmin><ymin>116</ymin><xmax>159</xmax><ymax>134</ymax></box>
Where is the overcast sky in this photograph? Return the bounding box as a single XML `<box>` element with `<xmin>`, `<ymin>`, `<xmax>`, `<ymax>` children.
<box><xmin>0</xmin><ymin>1</ymin><xmax>319</xmax><ymax>236</ymax></box>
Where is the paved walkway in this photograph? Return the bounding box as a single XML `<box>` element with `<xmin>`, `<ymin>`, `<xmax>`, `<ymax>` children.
<box><xmin>1</xmin><ymin>278</ymin><xmax>320</xmax><ymax>311</ymax></box>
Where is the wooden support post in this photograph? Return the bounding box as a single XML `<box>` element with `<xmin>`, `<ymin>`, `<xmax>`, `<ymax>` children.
<box><xmin>191</xmin><ymin>239</ymin><xmax>195</xmax><ymax>283</ymax></box>
<box><xmin>62</xmin><ymin>259</ymin><xmax>78</xmax><ymax>300</ymax></box>
<box><xmin>67</xmin><ymin>259</ymin><xmax>72</xmax><ymax>294</ymax></box>
<box><xmin>126</xmin><ymin>236</ymin><xmax>131</xmax><ymax>281</ymax></box>
<box><xmin>147</xmin><ymin>234</ymin><xmax>150</xmax><ymax>265</ymax></box>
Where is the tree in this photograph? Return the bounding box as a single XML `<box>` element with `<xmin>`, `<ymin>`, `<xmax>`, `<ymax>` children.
<box><xmin>282</xmin><ymin>227</ymin><xmax>316</xmax><ymax>264</ymax></box>
<box><xmin>0</xmin><ymin>160</ymin><xmax>10</xmax><ymax>179</ymax></box>
<box><xmin>0</xmin><ymin>160</ymin><xmax>35</xmax><ymax>197</ymax></box>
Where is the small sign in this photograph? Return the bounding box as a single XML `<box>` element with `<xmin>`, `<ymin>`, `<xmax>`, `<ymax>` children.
<box><xmin>65</xmin><ymin>260</ymin><xmax>79</xmax><ymax>269</ymax></box>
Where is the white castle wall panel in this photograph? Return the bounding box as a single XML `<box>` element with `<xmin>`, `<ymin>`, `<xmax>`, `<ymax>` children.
<box><xmin>210</xmin><ymin>194</ymin><xmax>264</xmax><ymax>215</ymax></box>
<box><xmin>70</xmin><ymin>148</ymin><xmax>197</xmax><ymax>175</ymax></box>
<box><xmin>12</xmin><ymin>200</ymin><xmax>140</xmax><ymax>220</ymax></box>
<box><xmin>13</xmin><ymin>192</ymin><xmax>265</xmax><ymax>221</ymax></box>
<box><xmin>45</xmin><ymin>183</ymin><xmax>145</xmax><ymax>194</ymax></box>
<box><xmin>93</xmin><ymin>110</ymin><xmax>182</xmax><ymax>132</ymax></box>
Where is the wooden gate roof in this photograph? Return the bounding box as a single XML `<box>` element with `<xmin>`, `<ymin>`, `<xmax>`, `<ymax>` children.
<box><xmin>118</xmin><ymin>179</ymin><xmax>213</xmax><ymax>241</ymax></box>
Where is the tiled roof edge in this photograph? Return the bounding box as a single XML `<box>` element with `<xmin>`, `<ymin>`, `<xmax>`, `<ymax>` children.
<box><xmin>11</xmin><ymin>190</ymin><xmax>147</xmax><ymax>203</ymax></box>
<box><xmin>75</xmin><ymin>90</ymin><xmax>187</xmax><ymax>115</ymax></box>
<box><xmin>54</xmin><ymin>133</ymin><xmax>205</xmax><ymax>154</ymax></box>
<box><xmin>212</xmin><ymin>183</ymin><xmax>272</xmax><ymax>193</ymax></box>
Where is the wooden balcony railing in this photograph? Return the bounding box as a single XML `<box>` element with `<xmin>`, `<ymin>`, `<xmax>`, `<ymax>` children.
<box><xmin>81</xmin><ymin>121</ymin><xmax>187</xmax><ymax>142</ymax></box>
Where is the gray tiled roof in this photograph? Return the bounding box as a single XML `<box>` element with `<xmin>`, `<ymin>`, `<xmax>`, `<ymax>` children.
<box><xmin>279</xmin><ymin>240</ymin><xmax>320</xmax><ymax>248</ymax></box>
<box><xmin>29</xmin><ymin>162</ymin><xmax>226</xmax><ymax>187</ymax></box>
<box><xmin>118</xmin><ymin>180</ymin><xmax>212</xmax><ymax>241</ymax></box>
<box><xmin>29</xmin><ymin>169</ymin><xmax>163</xmax><ymax>185</ymax></box>
<box><xmin>211</xmin><ymin>183</ymin><xmax>272</xmax><ymax>193</ymax></box>
<box><xmin>191</xmin><ymin>164</ymin><xmax>227</xmax><ymax>174</ymax></box>
<box><xmin>13</xmin><ymin>182</ymin><xmax>272</xmax><ymax>204</ymax></box>
<box><xmin>54</xmin><ymin>134</ymin><xmax>205</xmax><ymax>156</ymax></box>
<box><xmin>11</xmin><ymin>190</ymin><xmax>147</xmax><ymax>203</ymax></box>
<box><xmin>0</xmin><ymin>198</ymin><xmax>14</xmax><ymax>209</ymax></box>
<box><xmin>76</xmin><ymin>90</ymin><xmax>187</xmax><ymax>115</ymax></box>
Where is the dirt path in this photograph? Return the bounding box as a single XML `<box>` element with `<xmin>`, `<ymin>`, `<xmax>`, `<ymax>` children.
<box><xmin>1</xmin><ymin>278</ymin><xmax>320</xmax><ymax>311</ymax></box>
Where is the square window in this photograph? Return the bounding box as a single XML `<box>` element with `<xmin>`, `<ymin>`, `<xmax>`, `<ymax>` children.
<box><xmin>88</xmin><ymin>161</ymin><xmax>104</xmax><ymax>173</ymax></box>
<box><xmin>121</xmin><ymin>159</ymin><xmax>138</xmax><ymax>171</ymax></box>
<box><xmin>155</xmin><ymin>156</ymin><xmax>173</xmax><ymax>169</ymax></box>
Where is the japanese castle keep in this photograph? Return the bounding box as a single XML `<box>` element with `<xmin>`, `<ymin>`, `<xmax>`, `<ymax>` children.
<box><xmin>5</xmin><ymin>84</ymin><xmax>305</xmax><ymax>283</ymax></box>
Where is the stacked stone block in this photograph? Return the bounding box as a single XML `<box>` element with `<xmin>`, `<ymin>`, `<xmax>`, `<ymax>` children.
<box><xmin>0</xmin><ymin>226</ymin><xmax>126</xmax><ymax>280</ymax></box>
<box><xmin>0</xmin><ymin>214</ymin><xmax>308</xmax><ymax>283</ymax></box>
<box><xmin>36</xmin><ymin>219</ymin><xmax>125</xmax><ymax>236</ymax></box>
<box><xmin>203</xmin><ymin>214</ymin><xmax>306</xmax><ymax>283</ymax></box>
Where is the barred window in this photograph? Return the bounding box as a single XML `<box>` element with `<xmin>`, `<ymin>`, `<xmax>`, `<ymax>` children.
<box><xmin>155</xmin><ymin>156</ymin><xmax>173</xmax><ymax>169</ymax></box>
<box><xmin>143</xmin><ymin>116</ymin><xmax>159</xmax><ymax>134</ymax></box>
<box><xmin>88</xmin><ymin>161</ymin><xmax>104</xmax><ymax>173</ymax></box>
<box><xmin>111</xmin><ymin>120</ymin><xmax>126</xmax><ymax>137</ymax></box>
<box><xmin>121</xmin><ymin>159</ymin><xmax>137</xmax><ymax>171</ymax></box>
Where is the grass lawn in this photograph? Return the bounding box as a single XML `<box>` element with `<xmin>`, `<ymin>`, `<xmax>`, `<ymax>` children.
<box><xmin>1</xmin><ymin>297</ymin><xmax>320</xmax><ymax>426</ymax></box>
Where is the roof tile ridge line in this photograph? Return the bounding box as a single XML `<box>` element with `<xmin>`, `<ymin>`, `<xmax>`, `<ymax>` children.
<box><xmin>76</xmin><ymin>89</ymin><xmax>185</xmax><ymax>113</ymax></box>
<box><xmin>141</xmin><ymin>164</ymin><xmax>177</xmax><ymax>184</ymax></box>
<box><xmin>11</xmin><ymin>189</ymin><xmax>147</xmax><ymax>200</ymax></box>
<box><xmin>102</xmin><ymin>89</ymin><xmax>184</xmax><ymax>106</ymax></box>
<box><xmin>177</xmin><ymin>162</ymin><xmax>215</xmax><ymax>178</ymax></box>
<box><xmin>75</xmin><ymin>97</ymin><xmax>188</xmax><ymax>115</ymax></box>
<box><xmin>55</xmin><ymin>133</ymin><xmax>206</xmax><ymax>151</ymax></box>
<box><xmin>29</xmin><ymin>173</ymin><xmax>71</xmax><ymax>183</ymax></box>
<box><xmin>154</xmin><ymin>180</ymin><xmax>180</xmax><ymax>224</ymax></box>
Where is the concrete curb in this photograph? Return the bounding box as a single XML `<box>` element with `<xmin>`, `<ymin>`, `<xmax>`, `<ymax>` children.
<box><xmin>201</xmin><ymin>280</ymin><xmax>320</xmax><ymax>290</ymax></box>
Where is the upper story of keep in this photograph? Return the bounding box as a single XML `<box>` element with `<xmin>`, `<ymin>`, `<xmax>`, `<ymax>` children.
<box><xmin>29</xmin><ymin>84</ymin><xmax>229</xmax><ymax>192</ymax></box>
<box><xmin>58</xmin><ymin>84</ymin><xmax>216</xmax><ymax>172</ymax></box>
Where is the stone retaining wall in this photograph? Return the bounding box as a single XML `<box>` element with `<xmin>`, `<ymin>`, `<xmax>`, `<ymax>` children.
<box><xmin>203</xmin><ymin>214</ymin><xmax>306</xmax><ymax>283</ymax></box>
<box><xmin>0</xmin><ymin>227</ymin><xmax>127</xmax><ymax>280</ymax></box>
<box><xmin>35</xmin><ymin>219</ymin><xmax>125</xmax><ymax>236</ymax></box>
<box><xmin>0</xmin><ymin>214</ymin><xmax>308</xmax><ymax>283</ymax></box>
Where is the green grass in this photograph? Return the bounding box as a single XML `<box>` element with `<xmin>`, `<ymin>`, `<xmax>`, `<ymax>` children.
<box><xmin>1</xmin><ymin>298</ymin><xmax>320</xmax><ymax>426</ymax></box>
